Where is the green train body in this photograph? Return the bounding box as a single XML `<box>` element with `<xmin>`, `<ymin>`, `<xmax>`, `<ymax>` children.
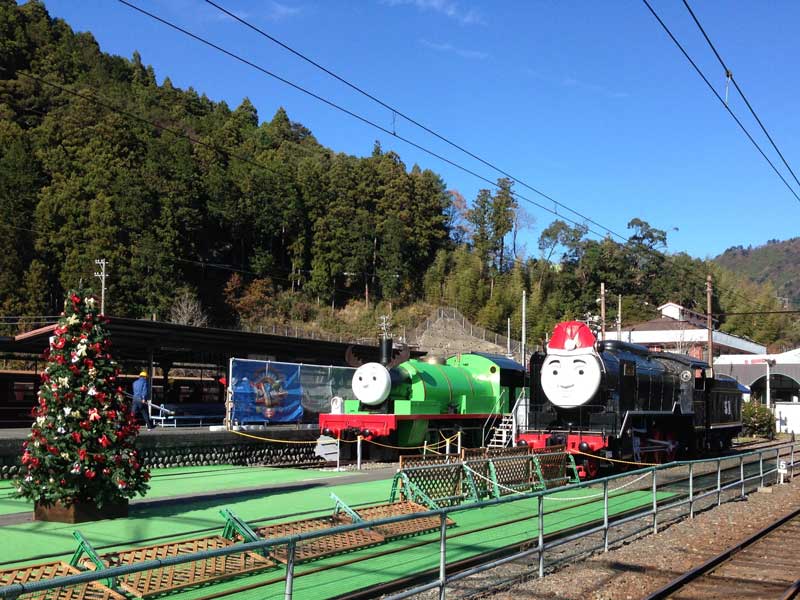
<box><xmin>319</xmin><ymin>353</ymin><xmax>526</xmax><ymax>447</ymax></box>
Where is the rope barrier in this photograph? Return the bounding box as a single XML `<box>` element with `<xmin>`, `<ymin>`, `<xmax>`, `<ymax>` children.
<box><xmin>573</xmin><ymin>450</ymin><xmax>660</xmax><ymax>467</ymax></box>
<box><xmin>542</xmin><ymin>471</ymin><xmax>652</xmax><ymax>502</ymax></box>
<box><xmin>224</xmin><ymin>428</ymin><xmax>320</xmax><ymax>444</ymax></box>
<box><xmin>225</xmin><ymin>426</ymin><xmax>455</xmax><ymax>451</ymax></box>
<box><xmin>461</xmin><ymin>463</ymin><xmax>652</xmax><ymax>502</ymax></box>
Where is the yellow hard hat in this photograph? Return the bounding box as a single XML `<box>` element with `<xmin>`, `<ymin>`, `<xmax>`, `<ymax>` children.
<box><xmin>139</xmin><ymin>371</ymin><xmax>147</xmax><ymax>377</ymax></box>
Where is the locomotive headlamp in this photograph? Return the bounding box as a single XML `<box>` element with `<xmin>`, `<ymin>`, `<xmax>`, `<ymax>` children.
<box><xmin>352</xmin><ymin>362</ymin><xmax>392</xmax><ymax>406</ymax></box>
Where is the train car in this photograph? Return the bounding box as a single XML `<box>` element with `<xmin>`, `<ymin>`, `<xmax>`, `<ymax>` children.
<box><xmin>319</xmin><ymin>352</ymin><xmax>526</xmax><ymax>450</ymax></box>
<box><xmin>518</xmin><ymin>321</ymin><xmax>742</xmax><ymax>477</ymax></box>
<box><xmin>0</xmin><ymin>369</ymin><xmax>226</xmax><ymax>427</ymax></box>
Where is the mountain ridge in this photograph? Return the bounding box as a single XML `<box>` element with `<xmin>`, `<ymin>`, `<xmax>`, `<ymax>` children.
<box><xmin>715</xmin><ymin>238</ymin><xmax>800</xmax><ymax>308</ymax></box>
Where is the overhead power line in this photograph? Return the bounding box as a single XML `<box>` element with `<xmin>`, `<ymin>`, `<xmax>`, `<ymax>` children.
<box><xmin>681</xmin><ymin>0</ymin><xmax>800</xmax><ymax>192</ymax></box>
<box><xmin>115</xmin><ymin>0</ymin><xmax>611</xmax><ymax>241</ymax></box>
<box><xmin>641</xmin><ymin>0</ymin><xmax>800</xmax><ymax>204</ymax></box>
<box><xmin>714</xmin><ymin>310</ymin><xmax>800</xmax><ymax>317</ymax></box>
<box><xmin>0</xmin><ymin>10</ymin><xmax>780</xmax><ymax>320</ymax></box>
<box><xmin>201</xmin><ymin>0</ymin><xmax>623</xmax><ymax>241</ymax></box>
<box><xmin>128</xmin><ymin>0</ymin><xmax>781</xmax><ymax>315</ymax></box>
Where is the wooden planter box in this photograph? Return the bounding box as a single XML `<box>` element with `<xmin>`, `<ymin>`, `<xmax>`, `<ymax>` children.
<box><xmin>34</xmin><ymin>499</ymin><xmax>128</xmax><ymax>523</ymax></box>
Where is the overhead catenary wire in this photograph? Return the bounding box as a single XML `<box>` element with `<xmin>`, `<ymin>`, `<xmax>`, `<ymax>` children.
<box><xmin>114</xmin><ymin>0</ymin><xmax>610</xmax><ymax>241</ymax></box>
<box><xmin>1</xmin><ymin>14</ymin><xmax>786</xmax><ymax>324</ymax></box>
<box><xmin>198</xmin><ymin>0</ymin><xmax>800</xmax><ymax>318</ymax></box>
<box><xmin>681</xmin><ymin>0</ymin><xmax>800</xmax><ymax>192</ymax></box>
<box><xmin>119</xmin><ymin>1</ymin><xmax>788</xmax><ymax>318</ymax></box>
<box><xmin>641</xmin><ymin>0</ymin><xmax>800</xmax><ymax>205</ymax></box>
<box><xmin>201</xmin><ymin>0</ymin><xmax>624</xmax><ymax>242</ymax></box>
<box><xmin>1</xmin><ymin>70</ymin><xmax>774</xmax><ymax>326</ymax></box>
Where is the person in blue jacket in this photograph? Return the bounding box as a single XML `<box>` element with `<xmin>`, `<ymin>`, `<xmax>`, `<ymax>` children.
<box><xmin>132</xmin><ymin>370</ymin><xmax>154</xmax><ymax>430</ymax></box>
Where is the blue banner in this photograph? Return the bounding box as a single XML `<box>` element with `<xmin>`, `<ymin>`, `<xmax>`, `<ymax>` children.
<box><xmin>229</xmin><ymin>359</ymin><xmax>354</xmax><ymax>424</ymax></box>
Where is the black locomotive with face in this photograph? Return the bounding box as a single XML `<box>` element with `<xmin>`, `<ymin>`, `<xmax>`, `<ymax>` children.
<box><xmin>519</xmin><ymin>321</ymin><xmax>743</xmax><ymax>477</ymax></box>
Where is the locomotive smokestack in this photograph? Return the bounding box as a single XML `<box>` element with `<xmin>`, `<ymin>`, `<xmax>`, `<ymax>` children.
<box><xmin>379</xmin><ymin>337</ymin><xmax>393</xmax><ymax>366</ymax></box>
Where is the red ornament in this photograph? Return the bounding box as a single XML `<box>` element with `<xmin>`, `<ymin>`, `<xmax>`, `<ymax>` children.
<box><xmin>99</xmin><ymin>435</ymin><xmax>111</xmax><ymax>448</ymax></box>
<box><xmin>71</xmin><ymin>432</ymin><xmax>82</xmax><ymax>443</ymax></box>
<box><xmin>106</xmin><ymin>409</ymin><xmax>117</xmax><ymax>419</ymax></box>
<box><xmin>84</xmin><ymin>470</ymin><xmax>96</xmax><ymax>479</ymax></box>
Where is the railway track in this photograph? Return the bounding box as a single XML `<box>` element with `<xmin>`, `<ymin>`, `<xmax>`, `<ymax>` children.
<box><xmin>645</xmin><ymin>506</ymin><xmax>800</xmax><ymax>600</ymax></box>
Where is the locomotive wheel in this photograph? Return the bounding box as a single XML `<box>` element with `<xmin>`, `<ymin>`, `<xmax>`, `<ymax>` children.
<box><xmin>648</xmin><ymin>430</ymin><xmax>677</xmax><ymax>464</ymax></box>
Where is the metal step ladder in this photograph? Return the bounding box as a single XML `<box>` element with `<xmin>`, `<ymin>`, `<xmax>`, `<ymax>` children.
<box><xmin>487</xmin><ymin>414</ymin><xmax>515</xmax><ymax>448</ymax></box>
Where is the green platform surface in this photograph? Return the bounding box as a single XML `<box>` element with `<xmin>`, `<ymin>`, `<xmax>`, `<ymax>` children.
<box><xmin>153</xmin><ymin>487</ymin><xmax>671</xmax><ymax>600</ymax></box>
<box><xmin>0</xmin><ymin>464</ymin><xmax>348</xmax><ymax>517</ymax></box>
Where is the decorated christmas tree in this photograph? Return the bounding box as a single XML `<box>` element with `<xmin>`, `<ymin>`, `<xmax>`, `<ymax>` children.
<box><xmin>15</xmin><ymin>290</ymin><xmax>149</xmax><ymax>513</ymax></box>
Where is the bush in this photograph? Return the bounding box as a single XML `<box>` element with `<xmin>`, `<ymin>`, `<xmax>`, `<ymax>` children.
<box><xmin>742</xmin><ymin>401</ymin><xmax>776</xmax><ymax>438</ymax></box>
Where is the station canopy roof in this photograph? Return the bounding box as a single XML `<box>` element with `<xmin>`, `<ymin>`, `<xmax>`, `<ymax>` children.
<box><xmin>0</xmin><ymin>317</ymin><xmax>423</xmax><ymax>369</ymax></box>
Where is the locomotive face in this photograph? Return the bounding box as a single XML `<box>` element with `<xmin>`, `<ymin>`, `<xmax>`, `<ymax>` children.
<box><xmin>541</xmin><ymin>352</ymin><xmax>602</xmax><ymax>408</ymax></box>
<box><xmin>351</xmin><ymin>362</ymin><xmax>392</xmax><ymax>406</ymax></box>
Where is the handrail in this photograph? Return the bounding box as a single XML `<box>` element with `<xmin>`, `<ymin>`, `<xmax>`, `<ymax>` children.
<box><xmin>481</xmin><ymin>388</ymin><xmax>507</xmax><ymax>447</ymax></box>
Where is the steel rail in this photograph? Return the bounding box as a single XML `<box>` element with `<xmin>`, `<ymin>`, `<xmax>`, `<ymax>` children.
<box><xmin>644</xmin><ymin>506</ymin><xmax>800</xmax><ymax>600</ymax></box>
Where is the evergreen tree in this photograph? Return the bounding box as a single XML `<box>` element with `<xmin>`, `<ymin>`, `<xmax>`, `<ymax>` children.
<box><xmin>15</xmin><ymin>289</ymin><xmax>150</xmax><ymax>508</ymax></box>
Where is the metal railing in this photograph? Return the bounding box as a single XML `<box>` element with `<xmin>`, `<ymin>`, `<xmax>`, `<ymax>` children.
<box><xmin>404</xmin><ymin>307</ymin><xmax>530</xmax><ymax>358</ymax></box>
<box><xmin>1</xmin><ymin>443</ymin><xmax>796</xmax><ymax>600</ymax></box>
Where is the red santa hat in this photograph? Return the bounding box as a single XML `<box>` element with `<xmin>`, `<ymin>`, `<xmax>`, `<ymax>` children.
<box><xmin>547</xmin><ymin>321</ymin><xmax>597</xmax><ymax>355</ymax></box>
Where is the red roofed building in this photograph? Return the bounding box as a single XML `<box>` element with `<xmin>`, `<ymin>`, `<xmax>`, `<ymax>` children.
<box><xmin>603</xmin><ymin>302</ymin><xmax>765</xmax><ymax>359</ymax></box>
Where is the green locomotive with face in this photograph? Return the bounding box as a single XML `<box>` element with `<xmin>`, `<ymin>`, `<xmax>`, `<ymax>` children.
<box><xmin>319</xmin><ymin>353</ymin><xmax>526</xmax><ymax>447</ymax></box>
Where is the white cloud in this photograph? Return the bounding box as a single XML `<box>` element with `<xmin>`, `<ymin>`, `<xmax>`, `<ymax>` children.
<box><xmin>420</xmin><ymin>39</ymin><xmax>488</xmax><ymax>60</ymax></box>
<box><xmin>561</xmin><ymin>76</ymin><xmax>629</xmax><ymax>99</ymax></box>
<box><xmin>384</xmin><ymin>0</ymin><xmax>485</xmax><ymax>26</ymax></box>
<box><xmin>265</xmin><ymin>1</ymin><xmax>302</xmax><ymax>21</ymax></box>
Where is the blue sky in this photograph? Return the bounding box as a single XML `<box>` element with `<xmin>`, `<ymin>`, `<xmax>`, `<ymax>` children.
<box><xmin>35</xmin><ymin>0</ymin><xmax>800</xmax><ymax>259</ymax></box>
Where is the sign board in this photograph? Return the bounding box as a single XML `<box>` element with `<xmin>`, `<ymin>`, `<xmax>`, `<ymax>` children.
<box><xmin>229</xmin><ymin>358</ymin><xmax>354</xmax><ymax>425</ymax></box>
<box><xmin>314</xmin><ymin>435</ymin><xmax>339</xmax><ymax>461</ymax></box>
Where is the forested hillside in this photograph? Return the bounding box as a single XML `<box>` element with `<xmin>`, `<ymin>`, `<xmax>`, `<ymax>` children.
<box><xmin>1</xmin><ymin>1</ymin><xmax>797</xmax><ymax>349</ymax></box>
<box><xmin>715</xmin><ymin>238</ymin><xmax>800</xmax><ymax>308</ymax></box>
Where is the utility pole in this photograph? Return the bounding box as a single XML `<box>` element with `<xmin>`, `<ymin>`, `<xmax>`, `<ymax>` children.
<box><xmin>706</xmin><ymin>274</ymin><xmax>714</xmax><ymax>366</ymax></box>
<box><xmin>617</xmin><ymin>294</ymin><xmax>622</xmax><ymax>336</ymax></box>
<box><xmin>94</xmin><ymin>258</ymin><xmax>107</xmax><ymax>314</ymax></box>
<box><xmin>600</xmin><ymin>282</ymin><xmax>606</xmax><ymax>341</ymax></box>
<box><xmin>521</xmin><ymin>290</ymin><xmax>527</xmax><ymax>368</ymax></box>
